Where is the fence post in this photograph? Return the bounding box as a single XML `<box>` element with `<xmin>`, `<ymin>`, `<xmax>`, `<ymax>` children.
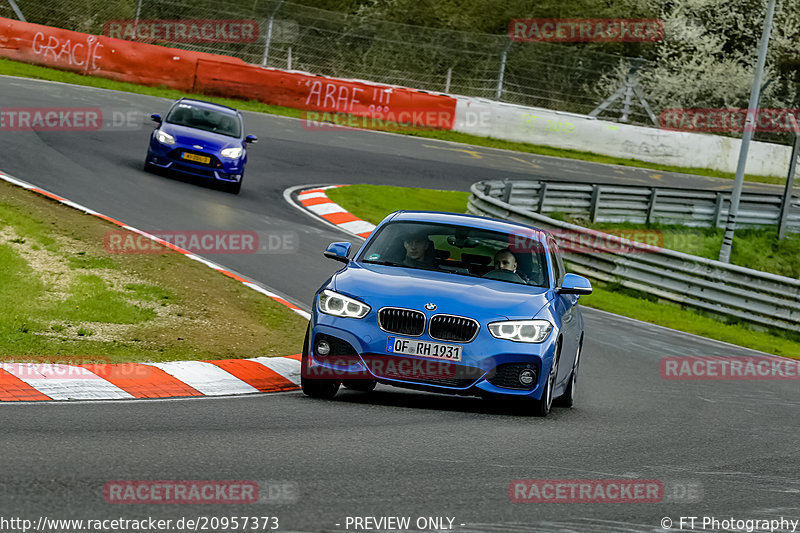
<box><xmin>261</xmin><ymin>0</ymin><xmax>285</xmax><ymax>67</ymax></box>
<box><xmin>590</xmin><ymin>185</ymin><xmax>601</xmax><ymax>223</ymax></box>
<box><xmin>778</xmin><ymin>128</ymin><xmax>800</xmax><ymax>239</ymax></box>
<box><xmin>7</xmin><ymin>0</ymin><xmax>26</xmax><ymax>21</ymax></box>
<box><xmin>287</xmin><ymin>46</ymin><xmax>293</xmax><ymax>70</ymax></box>
<box><xmin>495</xmin><ymin>39</ymin><xmax>511</xmax><ymax>100</ymax></box>
<box><xmin>445</xmin><ymin>67</ymin><xmax>452</xmax><ymax>93</ymax></box>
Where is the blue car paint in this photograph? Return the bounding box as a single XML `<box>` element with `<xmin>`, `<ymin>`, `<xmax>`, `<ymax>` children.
<box><xmin>306</xmin><ymin>211</ymin><xmax>587</xmax><ymax>401</ymax></box>
<box><xmin>145</xmin><ymin>99</ymin><xmax>250</xmax><ymax>184</ymax></box>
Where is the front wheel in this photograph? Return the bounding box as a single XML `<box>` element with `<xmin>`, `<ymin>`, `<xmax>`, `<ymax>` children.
<box><xmin>555</xmin><ymin>339</ymin><xmax>581</xmax><ymax>408</ymax></box>
<box><xmin>531</xmin><ymin>344</ymin><xmax>559</xmax><ymax>417</ymax></box>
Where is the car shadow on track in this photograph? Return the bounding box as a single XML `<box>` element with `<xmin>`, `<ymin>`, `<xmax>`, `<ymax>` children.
<box><xmin>311</xmin><ymin>388</ymin><xmax>572</xmax><ymax>419</ymax></box>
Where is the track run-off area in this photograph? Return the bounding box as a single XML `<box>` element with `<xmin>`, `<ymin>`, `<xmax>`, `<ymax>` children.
<box><xmin>0</xmin><ymin>76</ymin><xmax>797</xmax><ymax>533</ymax></box>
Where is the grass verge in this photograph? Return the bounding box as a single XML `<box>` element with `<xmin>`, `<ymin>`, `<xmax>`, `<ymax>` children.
<box><xmin>0</xmin><ymin>57</ymin><xmax>782</xmax><ymax>185</ymax></box>
<box><xmin>326</xmin><ymin>184</ymin><xmax>800</xmax><ymax>358</ymax></box>
<box><xmin>0</xmin><ymin>179</ymin><xmax>307</xmax><ymax>363</ymax></box>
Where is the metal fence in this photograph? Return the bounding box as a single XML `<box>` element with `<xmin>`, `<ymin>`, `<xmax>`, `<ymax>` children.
<box><xmin>483</xmin><ymin>179</ymin><xmax>800</xmax><ymax>234</ymax></box>
<box><xmin>469</xmin><ymin>180</ymin><xmax>800</xmax><ymax>333</ymax></box>
<box><xmin>0</xmin><ymin>0</ymin><xmax>660</xmax><ymax>125</ymax></box>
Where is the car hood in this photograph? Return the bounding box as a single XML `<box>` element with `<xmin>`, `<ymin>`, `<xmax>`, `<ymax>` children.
<box><xmin>160</xmin><ymin>123</ymin><xmax>241</xmax><ymax>150</ymax></box>
<box><xmin>332</xmin><ymin>263</ymin><xmax>551</xmax><ymax>321</ymax></box>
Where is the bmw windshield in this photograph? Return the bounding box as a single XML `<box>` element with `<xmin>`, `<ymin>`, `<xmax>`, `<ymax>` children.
<box><xmin>357</xmin><ymin>221</ymin><xmax>549</xmax><ymax>287</ymax></box>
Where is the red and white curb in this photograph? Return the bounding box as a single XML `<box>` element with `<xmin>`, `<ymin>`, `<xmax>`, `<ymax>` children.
<box><xmin>0</xmin><ymin>355</ymin><xmax>302</xmax><ymax>401</ymax></box>
<box><xmin>292</xmin><ymin>185</ymin><xmax>375</xmax><ymax>239</ymax></box>
<box><xmin>0</xmin><ymin>170</ymin><xmax>311</xmax><ymax>402</ymax></box>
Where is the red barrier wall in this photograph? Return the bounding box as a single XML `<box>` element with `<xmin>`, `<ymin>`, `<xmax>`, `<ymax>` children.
<box><xmin>0</xmin><ymin>18</ymin><xmax>456</xmax><ymax>129</ymax></box>
<box><xmin>194</xmin><ymin>59</ymin><xmax>456</xmax><ymax>129</ymax></box>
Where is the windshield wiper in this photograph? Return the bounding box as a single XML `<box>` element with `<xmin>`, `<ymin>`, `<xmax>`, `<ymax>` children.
<box><xmin>361</xmin><ymin>259</ymin><xmax>405</xmax><ymax>267</ymax></box>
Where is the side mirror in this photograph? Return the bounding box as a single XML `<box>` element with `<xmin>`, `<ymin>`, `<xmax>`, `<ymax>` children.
<box><xmin>150</xmin><ymin>114</ymin><xmax>162</xmax><ymax>124</ymax></box>
<box><xmin>245</xmin><ymin>135</ymin><xmax>258</xmax><ymax>144</ymax></box>
<box><xmin>324</xmin><ymin>242</ymin><xmax>351</xmax><ymax>264</ymax></box>
<box><xmin>558</xmin><ymin>273</ymin><xmax>592</xmax><ymax>295</ymax></box>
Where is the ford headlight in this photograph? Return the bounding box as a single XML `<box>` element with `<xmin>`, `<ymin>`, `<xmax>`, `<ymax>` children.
<box><xmin>155</xmin><ymin>130</ymin><xmax>175</xmax><ymax>145</ymax></box>
<box><xmin>318</xmin><ymin>289</ymin><xmax>370</xmax><ymax>319</ymax></box>
<box><xmin>220</xmin><ymin>147</ymin><xmax>243</xmax><ymax>158</ymax></box>
<box><xmin>488</xmin><ymin>320</ymin><xmax>552</xmax><ymax>343</ymax></box>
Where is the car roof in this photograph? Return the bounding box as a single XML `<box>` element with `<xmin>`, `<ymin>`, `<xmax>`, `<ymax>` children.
<box><xmin>386</xmin><ymin>211</ymin><xmax>549</xmax><ymax>239</ymax></box>
<box><xmin>173</xmin><ymin>98</ymin><xmax>239</xmax><ymax>116</ymax></box>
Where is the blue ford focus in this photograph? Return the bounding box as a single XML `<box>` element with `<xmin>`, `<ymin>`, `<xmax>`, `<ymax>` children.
<box><xmin>302</xmin><ymin>211</ymin><xmax>592</xmax><ymax>416</ymax></box>
<box><xmin>145</xmin><ymin>98</ymin><xmax>257</xmax><ymax>194</ymax></box>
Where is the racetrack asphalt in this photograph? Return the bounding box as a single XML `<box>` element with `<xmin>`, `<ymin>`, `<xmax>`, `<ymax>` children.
<box><xmin>0</xmin><ymin>76</ymin><xmax>797</xmax><ymax>532</ymax></box>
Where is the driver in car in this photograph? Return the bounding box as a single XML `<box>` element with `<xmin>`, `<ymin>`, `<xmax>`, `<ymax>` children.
<box><xmin>402</xmin><ymin>232</ymin><xmax>434</xmax><ymax>268</ymax></box>
<box><xmin>493</xmin><ymin>248</ymin><xmax>518</xmax><ymax>273</ymax></box>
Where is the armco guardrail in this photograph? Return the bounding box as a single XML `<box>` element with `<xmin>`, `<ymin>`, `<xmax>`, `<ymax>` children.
<box><xmin>468</xmin><ymin>180</ymin><xmax>800</xmax><ymax>333</ymax></box>
<box><xmin>480</xmin><ymin>179</ymin><xmax>800</xmax><ymax>234</ymax></box>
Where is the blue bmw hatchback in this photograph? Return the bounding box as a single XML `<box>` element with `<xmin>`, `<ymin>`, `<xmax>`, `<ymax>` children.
<box><xmin>302</xmin><ymin>211</ymin><xmax>592</xmax><ymax>416</ymax></box>
<box><xmin>145</xmin><ymin>98</ymin><xmax>257</xmax><ymax>194</ymax></box>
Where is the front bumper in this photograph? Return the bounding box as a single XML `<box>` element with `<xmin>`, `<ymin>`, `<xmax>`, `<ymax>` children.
<box><xmin>147</xmin><ymin>139</ymin><xmax>244</xmax><ymax>182</ymax></box>
<box><xmin>306</xmin><ymin>312</ymin><xmax>558</xmax><ymax>400</ymax></box>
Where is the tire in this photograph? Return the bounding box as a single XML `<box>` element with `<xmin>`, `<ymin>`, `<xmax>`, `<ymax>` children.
<box><xmin>342</xmin><ymin>380</ymin><xmax>377</xmax><ymax>392</ymax></box>
<box><xmin>531</xmin><ymin>342</ymin><xmax>559</xmax><ymax>417</ymax></box>
<box><xmin>143</xmin><ymin>159</ymin><xmax>156</xmax><ymax>173</ymax></box>
<box><xmin>300</xmin><ymin>324</ymin><xmax>340</xmax><ymax>399</ymax></box>
<box><xmin>555</xmin><ymin>338</ymin><xmax>582</xmax><ymax>408</ymax></box>
<box><xmin>226</xmin><ymin>173</ymin><xmax>243</xmax><ymax>195</ymax></box>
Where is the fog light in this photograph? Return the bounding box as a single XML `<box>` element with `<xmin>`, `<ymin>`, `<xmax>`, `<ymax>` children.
<box><xmin>518</xmin><ymin>368</ymin><xmax>536</xmax><ymax>386</ymax></box>
<box><xmin>316</xmin><ymin>340</ymin><xmax>330</xmax><ymax>357</ymax></box>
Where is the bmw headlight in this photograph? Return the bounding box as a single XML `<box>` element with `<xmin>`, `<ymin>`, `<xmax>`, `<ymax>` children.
<box><xmin>488</xmin><ymin>320</ymin><xmax>552</xmax><ymax>343</ymax></box>
<box><xmin>220</xmin><ymin>147</ymin><xmax>243</xmax><ymax>158</ymax></box>
<box><xmin>318</xmin><ymin>289</ymin><xmax>370</xmax><ymax>319</ymax></box>
<box><xmin>155</xmin><ymin>130</ymin><xmax>175</xmax><ymax>145</ymax></box>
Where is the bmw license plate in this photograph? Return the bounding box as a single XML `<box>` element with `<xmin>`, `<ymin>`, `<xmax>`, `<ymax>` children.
<box><xmin>387</xmin><ymin>336</ymin><xmax>462</xmax><ymax>361</ymax></box>
<box><xmin>182</xmin><ymin>152</ymin><xmax>211</xmax><ymax>164</ymax></box>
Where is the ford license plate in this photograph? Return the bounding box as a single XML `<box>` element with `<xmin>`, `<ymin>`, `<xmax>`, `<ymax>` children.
<box><xmin>182</xmin><ymin>152</ymin><xmax>211</xmax><ymax>164</ymax></box>
<box><xmin>387</xmin><ymin>336</ymin><xmax>462</xmax><ymax>361</ymax></box>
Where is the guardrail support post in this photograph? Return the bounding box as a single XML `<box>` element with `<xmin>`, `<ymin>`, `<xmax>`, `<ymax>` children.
<box><xmin>502</xmin><ymin>180</ymin><xmax>513</xmax><ymax>203</ymax></box>
<box><xmin>646</xmin><ymin>188</ymin><xmax>658</xmax><ymax>224</ymax></box>
<box><xmin>590</xmin><ymin>185</ymin><xmax>601</xmax><ymax>223</ymax></box>
<box><xmin>713</xmin><ymin>193</ymin><xmax>724</xmax><ymax>228</ymax></box>
<box><xmin>538</xmin><ymin>182</ymin><xmax>548</xmax><ymax>213</ymax></box>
